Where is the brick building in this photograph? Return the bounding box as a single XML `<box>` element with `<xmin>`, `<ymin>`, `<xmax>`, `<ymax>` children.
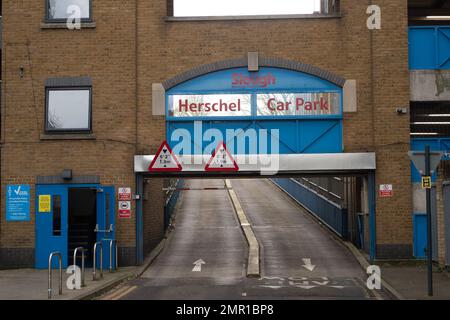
<box><xmin>0</xmin><ymin>0</ymin><xmax>449</xmax><ymax>269</ymax></box>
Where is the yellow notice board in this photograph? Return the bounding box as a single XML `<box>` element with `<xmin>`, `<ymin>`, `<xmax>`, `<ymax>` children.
<box><xmin>39</xmin><ymin>195</ymin><xmax>51</xmax><ymax>212</ymax></box>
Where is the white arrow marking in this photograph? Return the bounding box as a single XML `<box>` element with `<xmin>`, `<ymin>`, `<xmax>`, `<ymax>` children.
<box><xmin>298</xmin><ymin>285</ymin><xmax>316</xmax><ymax>290</ymax></box>
<box><xmin>302</xmin><ymin>258</ymin><xmax>316</xmax><ymax>272</ymax></box>
<box><xmin>192</xmin><ymin>259</ymin><xmax>206</xmax><ymax>272</ymax></box>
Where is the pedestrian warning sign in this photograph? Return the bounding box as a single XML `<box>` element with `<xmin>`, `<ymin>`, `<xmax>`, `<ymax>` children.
<box><xmin>149</xmin><ymin>141</ymin><xmax>182</xmax><ymax>172</ymax></box>
<box><xmin>205</xmin><ymin>142</ymin><xmax>239</xmax><ymax>172</ymax></box>
<box><xmin>422</xmin><ymin>176</ymin><xmax>432</xmax><ymax>189</ymax></box>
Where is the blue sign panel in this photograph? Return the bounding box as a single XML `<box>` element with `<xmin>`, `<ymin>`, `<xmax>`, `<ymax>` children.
<box><xmin>166</xmin><ymin>67</ymin><xmax>344</xmax><ymax>155</ymax></box>
<box><xmin>6</xmin><ymin>185</ymin><xmax>31</xmax><ymax>222</ymax></box>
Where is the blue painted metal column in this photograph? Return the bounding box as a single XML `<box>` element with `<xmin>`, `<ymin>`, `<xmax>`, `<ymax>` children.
<box><xmin>368</xmin><ymin>171</ymin><xmax>377</xmax><ymax>262</ymax></box>
<box><xmin>135</xmin><ymin>174</ymin><xmax>144</xmax><ymax>265</ymax></box>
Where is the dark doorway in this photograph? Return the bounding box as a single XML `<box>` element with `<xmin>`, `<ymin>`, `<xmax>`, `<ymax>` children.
<box><xmin>68</xmin><ymin>188</ymin><xmax>97</xmax><ymax>267</ymax></box>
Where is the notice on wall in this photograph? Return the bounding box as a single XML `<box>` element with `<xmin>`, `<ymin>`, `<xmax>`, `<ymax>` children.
<box><xmin>118</xmin><ymin>187</ymin><xmax>132</xmax><ymax>201</ymax></box>
<box><xmin>379</xmin><ymin>184</ymin><xmax>393</xmax><ymax>198</ymax></box>
<box><xmin>119</xmin><ymin>201</ymin><xmax>131</xmax><ymax>219</ymax></box>
<box><xmin>6</xmin><ymin>185</ymin><xmax>30</xmax><ymax>222</ymax></box>
<box><xmin>38</xmin><ymin>195</ymin><xmax>51</xmax><ymax>213</ymax></box>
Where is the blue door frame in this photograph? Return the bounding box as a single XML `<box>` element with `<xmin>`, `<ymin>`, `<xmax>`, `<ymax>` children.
<box><xmin>35</xmin><ymin>184</ymin><xmax>116</xmax><ymax>269</ymax></box>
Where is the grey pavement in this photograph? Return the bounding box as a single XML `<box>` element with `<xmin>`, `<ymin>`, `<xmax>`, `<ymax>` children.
<box><xmin>0</xmin><ymin>267</ymin><xmax>136</xmax><ymax>300</ymax></box>
<box><xmin>381</xmin><ymin>263</ymin><xmax>450</xmax><ymax>300</ymax></box>
<box><xmin>119</xmin><ymin>178</ymin><xmax>380</xmax><ymax>300</ymax></box>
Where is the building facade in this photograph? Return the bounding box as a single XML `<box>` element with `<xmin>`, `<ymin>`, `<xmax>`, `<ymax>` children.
<box><xmin>2</xmin><ymin>0</ymin><xmax>447</xmax><ymax>269</ymax></box>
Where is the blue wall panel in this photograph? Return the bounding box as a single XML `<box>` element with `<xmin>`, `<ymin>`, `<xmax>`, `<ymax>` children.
<box><xmin>409</xmin><ymin>27</ymin><xmax>450</xmax><ymax>70</ymax></box>
<box><xmin>413</xmin><ymin>213</ymin><xmax>427</xmax><ymax>258</ymax></box>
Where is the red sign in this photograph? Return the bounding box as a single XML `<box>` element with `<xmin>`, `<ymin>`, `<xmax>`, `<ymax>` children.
<box><xmin>149</xmin><ymin>141</ymin><xmax>182</xmax><ymax>172</ymax></box>
<box><xmin>118</xmin><ymin>187</ymin><xmax>131</xmax><ymax>201</ymax></box>
<box><xmin>205</xmin><ymin>142</ymin><xmax>239</xmax><ymax>172</ymax></box>
<box><xmin>379</xmin><ymin>184</ymin><xmax>393</xmax><ymax>198</ymax></box>
<box><xmin>232</xmin><ymin>73</ymin><xmax>276</xmax><ymax>88</ymax></box>
<box><xmin>118</xmin><ymin>201</ymin><xmax>131</xmax><ymax>218</ymax></box>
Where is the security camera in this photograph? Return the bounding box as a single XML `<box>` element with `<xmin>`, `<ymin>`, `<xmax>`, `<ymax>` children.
<box><xmin>396</xmin><ymin>108</ymin><xmax>408</xmax><ymax>115</ymax></box>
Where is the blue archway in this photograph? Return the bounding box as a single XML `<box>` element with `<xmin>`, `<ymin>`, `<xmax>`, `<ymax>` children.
<box><xmin>165</xmin><ymin>59</ymin><xmax>344</xmax><ymax>155</ymax></box>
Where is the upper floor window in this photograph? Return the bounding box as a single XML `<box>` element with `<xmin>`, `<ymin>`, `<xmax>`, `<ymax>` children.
<box><xmin>46</xmin><ymin>88</ymin><xmax>92</xmax><ymax>132</ymax></box>
<box><xmin>46</xmin><ymin>0</ymin><xmax>92</xmax><ymax>22</ymax></box>
<box><xmin>173</xmin><ymin>0</ymin><xmax>323</xmax><ymax>17</ymax></box>
<box><xmin>44</xmin><ymin>77</ymin><xmax>93</xmax><ymax>133</ymax></box>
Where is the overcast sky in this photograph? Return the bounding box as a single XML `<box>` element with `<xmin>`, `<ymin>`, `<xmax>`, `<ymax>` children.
<box><xmin>174</xmin><ymin>0</ymin><xmax>321</xmax><ymax>17</ymax></box>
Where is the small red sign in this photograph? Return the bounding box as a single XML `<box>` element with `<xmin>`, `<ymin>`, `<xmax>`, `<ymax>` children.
<box><xmin>205</xmin><ymin>142</ymin><xmax>239</xmax><ymax>172</ymax></box>
<box><xmin>379</xmin><ymin>184</ymin><xmax>393</xmax><ymax>198</ymax></box>
<box><xmin>149</xmin><ymin>141</ymin><xmax>182</xmax><ymax>172</ymax></box>
<box><xmin>119</xmin><ymin>201</ymin><xmax>131</xmax><ymax>218</ymax></box>
<box><xmin>118</xmin><ymin>187</ymin><xmax>132</xmax><ymax>201</ymax></box>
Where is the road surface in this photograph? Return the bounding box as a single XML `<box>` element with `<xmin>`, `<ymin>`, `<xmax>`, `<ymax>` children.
<box><xmin>106</xmin><ymin>179</ymin><xmax>381</xmax><ymax>300</ymax></box>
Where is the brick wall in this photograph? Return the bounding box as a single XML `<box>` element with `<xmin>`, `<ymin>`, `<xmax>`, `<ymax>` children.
<box><xmin>1</xmin><ymin>0</ymin><xmax>413</xmax><ymax>266</ymax></box>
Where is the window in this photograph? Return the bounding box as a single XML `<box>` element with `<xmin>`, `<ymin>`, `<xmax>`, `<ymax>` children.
<box><xmin>46</xmin><ymin>0</ymin><xmax>92</xmax><ymax>22</ymax></box>
<box><xmin>45</xmin><ymin>87</ymin><xmax>92</xmax><ymax>132</ymax></box>
<box><xmin>172</xmin><ymin>0</ymin><xmax>323</xmax><ymax>17</ymax></box>
<box><xmin>52</xmin><ymin>195</ymin><xmax>61</xmax><ymax>236</ymax></box>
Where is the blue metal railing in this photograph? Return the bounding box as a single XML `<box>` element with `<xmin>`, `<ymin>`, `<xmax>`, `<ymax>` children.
<box><xmin>164</xmin><ymin>179</ymin><xmax>184</xmax><ymax>230</ymax></box>
<box><xmin>272</xmin><ymin>178</ymin><xmax>348</xmax><ymax>239</ymax></box>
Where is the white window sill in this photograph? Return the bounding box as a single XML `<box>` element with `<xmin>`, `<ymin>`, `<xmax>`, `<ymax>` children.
<box><xmin>41</xmin><ymin>21</ymin><xmax>96</xmax><ymax>29</ymax></box>
<box><xmin>166</xmin><ymin>13</ymin><xmax>341</xmax><ymax>22</ymax></box>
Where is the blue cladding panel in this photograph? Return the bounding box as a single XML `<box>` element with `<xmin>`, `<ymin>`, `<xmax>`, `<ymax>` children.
<box><xmin>413</xmin><ymin>213</ymin><xmax>427</xmax><ymax>258</ymax></box>
<box><xmin>409</xmin><ymin>27</ymin><xmax>450</xmax><ymax>70</ymax></box>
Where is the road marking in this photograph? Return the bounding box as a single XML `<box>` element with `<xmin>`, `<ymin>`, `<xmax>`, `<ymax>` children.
<box><xmin>111</xmin><ymin>286</ymin><xmax>137</xmax><ymax>300</ymax></box>
<box><xmin>100</xmin><ymin>285</ymin><xmax>134</xmax><ymax>300</ymax></box>
<box><xmin>302</xmin><ymin>258</ymin><xmax>316</xmax><ymax>272</ymax></box>
<box><xmin>192</xmin><ymin>259</ymin><xmax>206</xmax><ymax>272</ymax></box>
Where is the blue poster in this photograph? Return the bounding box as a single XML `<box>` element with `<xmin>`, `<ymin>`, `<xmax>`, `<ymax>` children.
<box><xmin>6</xmin><ymin>185</ymin><xmax>31</xmax><ymax>222</ymax></box>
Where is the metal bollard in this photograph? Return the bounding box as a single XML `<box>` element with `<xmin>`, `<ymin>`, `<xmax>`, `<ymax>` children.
<box><xmin>48</xmin><ymin>252</ymin><xmax>62</xmax><ymax>299</ymax></box>
<box><xmin>73</xmin><ymin>247</ymin><xmax>86</xmax><ymax>287</ymax></box>
<box><xmin>103</xmin><ymin>239</ymin><xmax>118</xmax><ymax>272</ymax></box>
<box><xmin>93</xmin><ymin>242</ymin><xmax>103</xmax><ymax>280</ymax></box>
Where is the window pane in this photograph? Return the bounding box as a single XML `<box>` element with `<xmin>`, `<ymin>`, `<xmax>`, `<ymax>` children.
<box><xmin>174</xmin><ymin>0</ymin><xmax>321</xmax><ymax>17</ymax></box>
<box><xmin>47</xmin><ymin>89</ymin><xmax>90</xmax><ymax>130</ymax></box>
<box><xmin>48</xmin><ymin>0</ymin><xmax>90</xmax><ymax>19</ymax></box>
<box><xmin>105</xmin><ymin>193</ymin><xmax>110</xmax><ymax>228</ymax></box>
<box><xmin>53</xmin><ymin>195</ymin><xmax>61</xmax><ymax>236</ymax></box>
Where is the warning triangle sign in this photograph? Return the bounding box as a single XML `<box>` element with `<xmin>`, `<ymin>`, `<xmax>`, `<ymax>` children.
<box><xmin>205</xmin><ymin>142</ymin><xmax>239</xmax><ymax>172</ymax></box>
<box><xmin>149</xmin><ymin>141</ymin><xmax>182</xmax><ymax>172</ymax></box>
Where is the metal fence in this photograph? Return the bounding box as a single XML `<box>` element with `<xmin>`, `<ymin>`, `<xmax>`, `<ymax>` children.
<box><xmin>272</xmin><ymin>178</ymin><xmax>348</xmax><ymax>239</ymax></box>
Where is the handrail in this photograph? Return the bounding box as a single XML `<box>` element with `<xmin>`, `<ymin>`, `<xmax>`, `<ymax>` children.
<box><xmin>73</xmin><ymin>247</ymin><xmax>86</xmax><ymax>287</ymax></box>
<box><xmin>48</xmin><ymin>252</ymin><xmax>62</xmax><ymax>299</ymax></box>
<box><xmin>93</xmin><ymin>242</ymin><xmax>103</xmax><ymax>281</ymax></box>
<box><xmin>102</xmin><ymin>239</ymin><xmax>118</xmax><ymax>272</ymax></box>
<box><xmin>94</xmin><ymin>224</ymin><xmax>113</xmax><ymax>233</ymax></box>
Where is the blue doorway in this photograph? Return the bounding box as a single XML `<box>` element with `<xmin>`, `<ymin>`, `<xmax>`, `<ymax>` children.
<box><xmin>35</xmin><ymin>184</ymin><xmax>116</xmax><ymax>269</ymax></box>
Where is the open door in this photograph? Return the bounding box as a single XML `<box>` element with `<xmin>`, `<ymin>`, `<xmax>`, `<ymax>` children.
<box><xmin>96</xmin><ymin>186</ymin><xmax>116</xmax><ymax>270</ymax></box>
<box><xmin>35</xmin><ymin>185</ymin><xmax>68</xmax><ymax>268</ymax></box>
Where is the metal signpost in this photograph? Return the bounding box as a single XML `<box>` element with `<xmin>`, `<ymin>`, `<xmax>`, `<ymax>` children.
<box><xmin>408</xmin><ymin>147</ymin><xmax>443</xmax><ymax>297</ymax></box>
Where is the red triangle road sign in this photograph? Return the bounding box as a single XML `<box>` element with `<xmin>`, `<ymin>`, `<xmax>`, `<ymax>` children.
<box><xmin>205</xmin><ymin>141</ymin><xmax>239</xmax><ymax>172</ymax></box>
<box><xmin>149</xmin><ymin>141</ymin><xmax>182</xmax><ymax>172</ymax></box>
